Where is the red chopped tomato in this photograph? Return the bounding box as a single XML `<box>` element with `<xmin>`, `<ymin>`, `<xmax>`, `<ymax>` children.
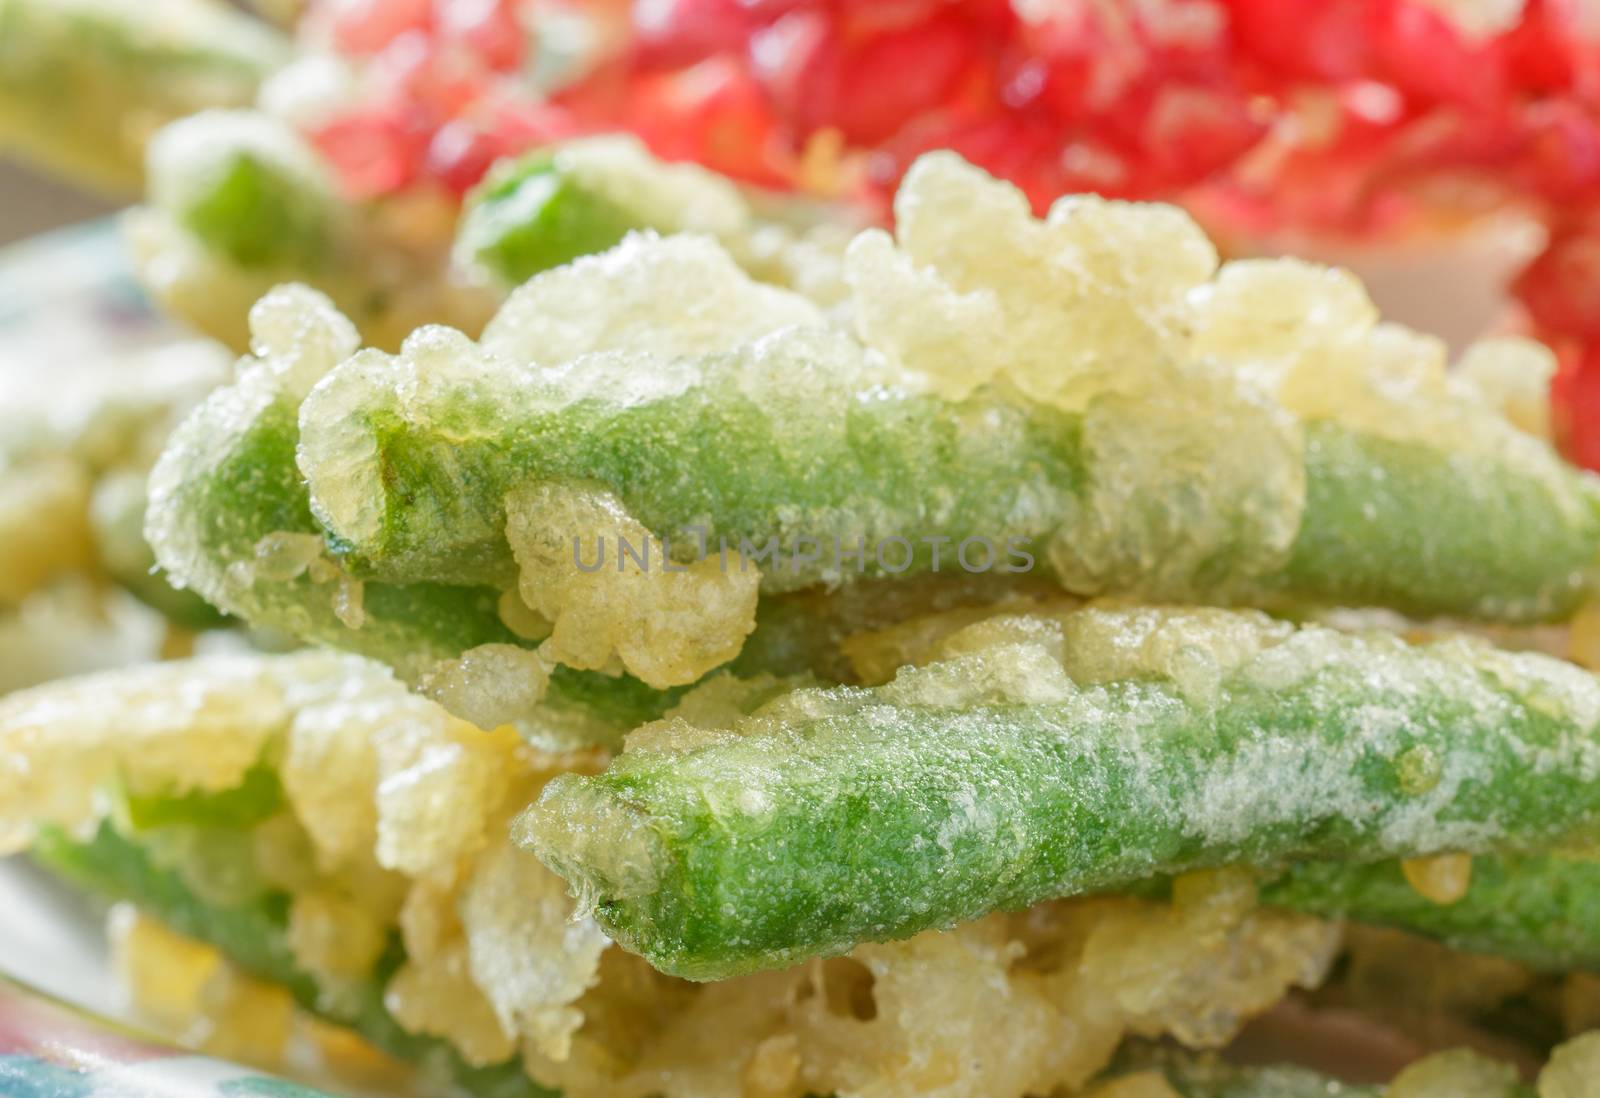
<box><xmin>1516</xmin><ymin>222</ymin><xmax>1600</xmax><ymax>342</ymax></box>
<box><xmin>633</xmin><ymin>0</ymin><xmax>766</xmax><ymax>68</ymax></box>
<box><xmin>317</xmin><ymin>0</ymin><xmax>433</xmax><ymax>55</ymax></box>
<box><xmin>434</xmin><ymin>0</ymin><xmax>528</xmax><ymax>72</ymax></box>
<box><xmin>831</xmin><ymin>11</ymin><xmax>982</xmax><ymax>145</ymax></box>
<box><xmin>1518</xmin><ymin>101</ymin><xmax>1600</xmax><ymax>202</ymax></box>
<box><xmin>1370</xmin><ymin>2</ymin><xmax>1506</xmax><ymax>110</ymax></box>
<box><xmin>310</xmin><ymin>105</ymin><xmax>433</xmax><ymax>198</ymax></box>
<box><xmin>627</xmin><ymin>58</ymin><xmax>791</xmax><ymax>186</ymax></box>
<box><xmin>425</xmin><ymin>118</ymin><xmax>503</xmax><ymax>194</ymax></box>
<box><xmin>1224</xmin><ymin>0</ymin><xmax>1376</xmax><ymax>82</ymax></box>
<box><xmin>1553</xmin><ymin>343</ymin><xmax>1600</xmax><ymax>470</ymax></box>
<box><xmin>301</xmin><ymin>0</ymin><xmax>1600</xmax><ymax>469</ymax></box>
<box><xmin>372</xmin><ymin>30</ymin><xmax>491</xmax><ymax>122</ymax></box>
<box><xmin>1139</xmin><ymin>84</ymin><xmax>1267</xmax><ymax>184</ymax></box>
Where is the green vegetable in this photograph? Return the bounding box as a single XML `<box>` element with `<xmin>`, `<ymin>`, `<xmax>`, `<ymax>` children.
<box><xmin>147</xmin><ymin>295</ymin><xmax>1048</xmax><ymax>738</ymax></box>
<box><xmin>458</xmin><ymin>153</ymin><xmax>644</xmax><ymax>286</ymax></box>
<box><xmin>146</xmin><ymin>370</ymin><xmax>675</xmax><ymax>744</ymax></box>
<box><xmin>301</xmin><ymin>335</ymin><xmax>1083</xmax><ymax>590</ymax></box>
<box><xmin>453</xmin><ymin>137</ymin><xmax>755</xmax><ymax>290</ymax></box>
<box><xmin>150</xmin><ymin>384</ymin><xmax>521</xmax><ymax>679</ymax></box>
<box><xmin>149</xmin><ymin>112</ymin><xmax>335</xmax><ymax>271</ymax></box>
<box><xmin>523</xmin><ymin>609</ymin><xmax>1600</xmax><ymax>979</ymax></box>
<box><xmin>32</xmin><ymin>823</ymin><xmax>553</xmax><ymax>1098</ymax></box>
<box><xmin>1262</xmin><ymin>852</ymin><xmax>1600</xmax><ymax>975</ymax></box>
<box><xmin>295</xmin><ymin>332</ymin><xmax>1600</xmax><ymax>623</ymax></box>
<box><xmin>0</xmin><ymin>0</ymin><xmax>287</xmax><ymax>193</ymax></box>
<box><xmin>123</xmin><ymin>758</ymin><xmax>284</xmax><ymax>833</ymax></box>
<box><xmin>1270</xmin><ymin>425</ymin><xmax>1600</xmax><ymax>623</ymax></box>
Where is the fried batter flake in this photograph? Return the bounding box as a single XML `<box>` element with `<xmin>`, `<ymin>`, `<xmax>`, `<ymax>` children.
<box><xmin>507</xmin><ymin>482</ymin><xmax>760</xmax><ymax>689</ymax></box>
<box><xmin>525</xmin><ymin>882</ymin><xmax>1337</xmax><ymax>1098</ymax></box>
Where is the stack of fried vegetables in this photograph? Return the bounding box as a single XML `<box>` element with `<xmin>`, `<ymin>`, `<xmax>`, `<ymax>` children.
<box><xmin>8</xmin><ymin>149</ymin><xmax>1600</xmax><ymax>1098</ymax></box>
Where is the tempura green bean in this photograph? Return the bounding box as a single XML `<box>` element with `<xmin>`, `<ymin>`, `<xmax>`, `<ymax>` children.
<box><xmin>524</xmin><ymin>607</ymin><xmax>1600</xmax><ymax>979</ymax></box>
<box><xmin>1262</xmin><ymin>853</ymin><xmax>1600</xmax><ymax>975</ymax></box>
<box><xmin>33</xmin><ymin>823</ymin><xmax>554</xmax><ymax>1098</ymax></box>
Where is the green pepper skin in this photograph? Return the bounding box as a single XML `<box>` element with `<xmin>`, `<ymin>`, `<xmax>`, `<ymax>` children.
<box><xmin>1263</xmin><ymin>853</ymin><xmax>1600</xmax><ymax>975</ymax></box>
<box><xmin>32</xmin><ymin>824</ymin><xmax>551</xmax><ymax>1098</ymax></box>
<box><xmin>525</xmin><ymin>619</ymin><xmax>1600</xmax><ymax>980</ymax></box>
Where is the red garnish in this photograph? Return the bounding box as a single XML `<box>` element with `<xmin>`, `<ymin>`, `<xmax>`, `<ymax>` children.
<box><xmin>300</xmin><ymin>0</ymin><xmax>1600</xmax><ymax>468</ymax></box>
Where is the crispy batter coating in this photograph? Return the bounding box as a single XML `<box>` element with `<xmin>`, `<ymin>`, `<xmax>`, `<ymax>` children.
<box><xmin>7</xmin><ymin>653</ymin><xmax>1342</xmax><ymax>1097</ymax></box>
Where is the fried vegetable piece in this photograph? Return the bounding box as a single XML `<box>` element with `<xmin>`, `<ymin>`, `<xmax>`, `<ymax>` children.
<box><xmin>2</xmin><ymin>653</ymin><xmax>1346</xmax><ymax>1098</ymax></box>
<box><xmin>148</xmin><ymin>111</ymin><xmax>334</xmax><ymax>273</ymax></box>
<box><xmin>145</xmin><ymin>283</ymin><xmax>695</xmax><ymax>745</ymax></box>
<box><xmin>452</xmin><ymin>134</ymin><xmax>859</xmax><ymax>303</ymax></box>
<box><xmin>132</xmin><ymin>125</ymin><xmax>845</xmax><ymax>354</ymax></box>
<box><xmin>0</xmin><ymin>327</ymin><xmax>232</xmax><ymax>629</ymax></box>
<box><xmin>456</xmin><ymin>136</ymin><xmax>752</xmax><ymax>287</ymax></box>
<box><xmin>0</xmin><ymin>0</ymin><xmax>288</xmax><ymax>193</ymax></box>
<box><xmin>0</xmin><ymin>648</ymin><xmax>616</xmax><ymax>1079</ymax></box>
<box><xmin>129</xmin><ymin>110</ymin><xmax>496</xmax><ymax>352</ymax></box>
<box><xmin>140</xmin><ymin>282</ymin><xmax>1032</xmax><ymax>739</ymax></box>
<box><xmin>151</xmin><ymin>155</ymin><xmax>1600</xmax><ymax>716</ymax></box>
<box><xmin>290</xmin><ymin>154</ymin><xmax>1600</xmax><ymax>657</ymax></box>
<box><xmin>1262</xmin><ymin>854</ymin><xmax>1600</xmax><ymax>975</ymax></box>
<box><xmin>33</xmin><ymin>824</ymin><xmax>554</xmax><ymax>1098</ymax></box>
<box><xmin>135</xmin><ymin>284</ymin><xmax>1026</xmax><ymax>738</ymax></box>
<box><xmin>524</xmin><ymin>606</ymin><xmax>1600</xmax><ymax>980</ymax></box>
<box><xmin>149</xmin><ymin>264</ymin><xmax>841</xmax><ymax>734</ymax></box>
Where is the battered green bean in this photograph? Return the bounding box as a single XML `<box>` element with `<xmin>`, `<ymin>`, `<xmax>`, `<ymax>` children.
<box><xmin>149</xmin><ymin>285</ymin><xmax>1032</xmax><ymax>736</ymax></box>
<box><xmin>33</xmin><ymin>823</ymin><xmax>552</xmax><ymax>1098</ymax></box>
<box><xmin>145</xmin><ymin>286</ymin><xmax>677</xmax><ymax>742</ymax></box>
<box><xmin>523</xmin><ymin>607</ymin><xmax>1600</xmax><ymax>979</ymax></box>
<box><xmin>147</xmin><ymin>111</ymin><xmax>335</xmax><ymax>272</ymax></box>
<box><xmin>284</xmin><ymin>156</ymin><xmax>1600</xmax><ymax>633</ymax></box>
<box><xmin>453</xmin><ymin>135</ymin><xmax>796</xmax><ymax>290</ymax></box>
<box><xmin>147</xmin><ymin>161</ymin><xmax>1600</xmax><ymax>721</ymax></box>
<box><xmin>1262</xmin><ymin>853</ymin><xmax>1600</xmax><ymax>975</ymax></box>
<box><xmin>295</xmin><ymin>325</ymin><xmax>1600</xmax><ymax>623</ymax></box>
<box><xmin>457</xmin><ymin>152</ymin><xmax>651</xmax><ymax>287</ymax></box>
